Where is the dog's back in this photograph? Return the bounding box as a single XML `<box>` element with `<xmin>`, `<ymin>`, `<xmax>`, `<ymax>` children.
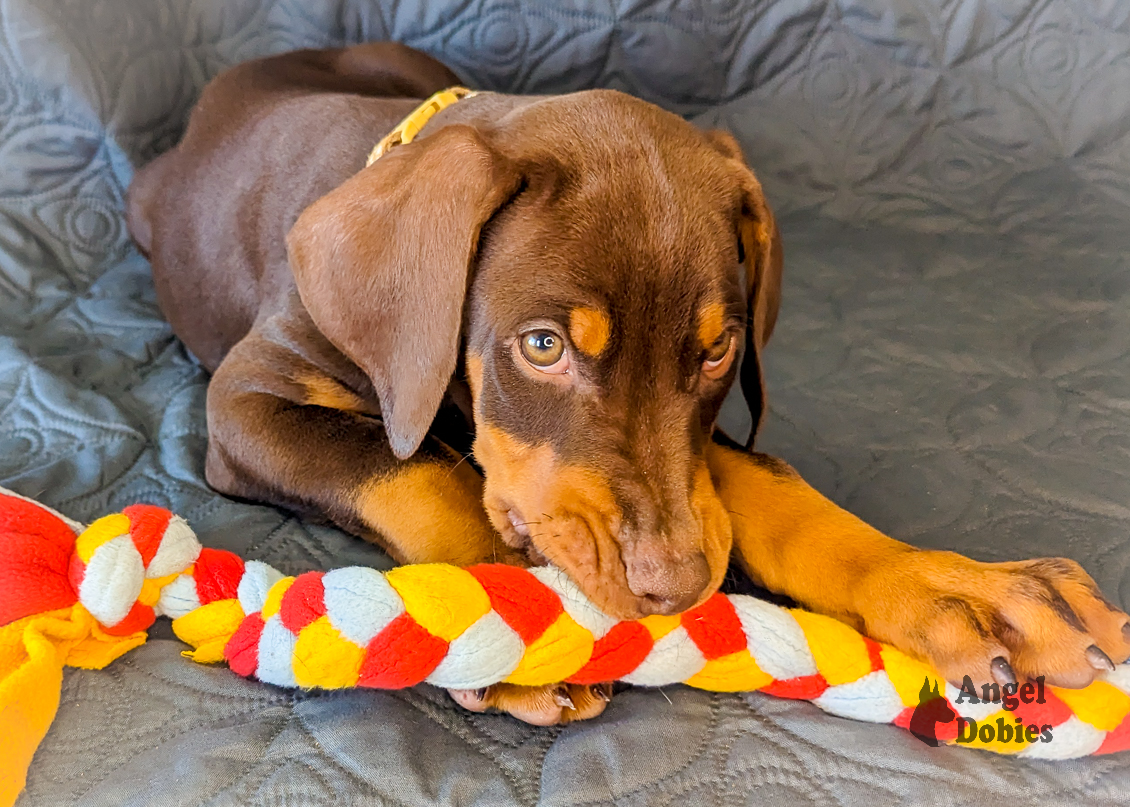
<box><xmin>126</xmin><ymin>44</ymin><xmax>460</xmax><ymax>371</ymax></box>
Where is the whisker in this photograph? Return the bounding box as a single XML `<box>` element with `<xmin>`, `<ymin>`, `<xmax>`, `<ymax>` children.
<box><xmin>444</xmin><ymin>452</ymin><xmax>475</xmax><ymax>478</ymax></box>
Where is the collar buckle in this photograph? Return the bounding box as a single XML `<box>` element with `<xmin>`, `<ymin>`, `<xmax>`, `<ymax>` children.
<box><xmin>366</xmin><ymin>86</ymin><xmax>478</xmax><ymax>166</ymax></box>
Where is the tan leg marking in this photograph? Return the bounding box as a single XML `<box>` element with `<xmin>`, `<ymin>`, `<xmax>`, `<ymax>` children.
<box><xmin>299</xmin><ymin>374</ymin><xmax>373</xmax><ymax>414</ymax></box>
<box><xmin>355</xmin><ymin>462</ymin><xmax>504</xmax><ymax>566</ymax></box>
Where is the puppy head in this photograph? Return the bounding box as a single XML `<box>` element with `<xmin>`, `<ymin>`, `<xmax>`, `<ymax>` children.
<box><xmin>288</xmin><ymin>91</ymin><xmax>781</xmax><ymax>619</ymax></box>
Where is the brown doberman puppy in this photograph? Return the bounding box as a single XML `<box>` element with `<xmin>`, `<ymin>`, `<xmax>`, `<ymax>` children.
<box><xmin>128</xmin><ymin>42</ymin><xmax>1129</xmax><ymax>725</ymax></box>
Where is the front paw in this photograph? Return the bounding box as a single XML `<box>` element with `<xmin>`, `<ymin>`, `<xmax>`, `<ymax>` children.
<box><xmin>859</xmin><ymin>552</ymin><xmax>1130</xmax><ymax>688</ymax></box>
<box><xmin>448</xmin><ymin>682</ymin><xmax>613</xmax><ymax>725</ymax></box>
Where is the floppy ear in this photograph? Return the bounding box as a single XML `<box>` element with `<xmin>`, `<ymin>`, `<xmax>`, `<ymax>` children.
<box><xmin>287</xmin><ymin>124</ymin><xmax>522</xmax><ymax>459</ymax></box>
<box><xmin>737</xmin><ymin>205</ymin><xmax>783</xmax><ymax>446</ymax></box>
<box><xmin>704</xmin><ymin>130</ymin><xmax>783</xmax><ymax>448</ymax></box>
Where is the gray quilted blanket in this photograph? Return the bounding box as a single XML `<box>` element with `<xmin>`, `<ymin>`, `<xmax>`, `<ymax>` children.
<box><xmin>4</xmin><ymin>0</ymin><xmax>1130</xmax><ymax>804</ymax></box>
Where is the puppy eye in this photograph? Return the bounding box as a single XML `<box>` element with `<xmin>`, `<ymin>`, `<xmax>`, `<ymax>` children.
<box><xmin>519</xmin><ymin>329</ymin><xmax>569</xmax><ymax>373</ymax></box>
<box><xmin>702</xmin><ymin>333</ymin><xmax>736</xmax><ymax>379</ymax></box>
<box><xmin>704</xmin><ymin>334</ymin><xmax>730</xmax><ymax>363</ymax></box>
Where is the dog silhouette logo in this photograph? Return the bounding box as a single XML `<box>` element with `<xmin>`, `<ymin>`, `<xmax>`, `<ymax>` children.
<box><xmin>909</xmin><ymin>678</ymin><xmax>957</xmax><ymax>747</ymax></box>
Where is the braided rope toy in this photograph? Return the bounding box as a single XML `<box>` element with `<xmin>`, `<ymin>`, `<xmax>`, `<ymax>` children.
<box><xmin>3</xmin><ymin>490</ymin><xmax>1130</xmax><ymax>803</ymax></box>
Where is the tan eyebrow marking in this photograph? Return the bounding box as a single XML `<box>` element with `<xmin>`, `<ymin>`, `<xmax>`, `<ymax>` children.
<box><xmin>697</xmin><ymin>301</ymin><xmax>726</xmax><ymax>350</ymax></box>
<box><xmin>569</xmin><ymin>307</ymin><xmax>611</xmax><ymax>357</ymax></box>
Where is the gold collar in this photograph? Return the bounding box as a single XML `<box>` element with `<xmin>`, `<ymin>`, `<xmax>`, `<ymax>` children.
<box><xmin>366</xmin><ymin>86</ymin><xmax>478</xmax><ymax>166</ymax></box>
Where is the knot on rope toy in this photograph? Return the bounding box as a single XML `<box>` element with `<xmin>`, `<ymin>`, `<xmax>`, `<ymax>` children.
<box><xmin>0</xmin><ymin>491</ymin><xmax>201</xmax><ymax>633</ymax></box>
<box><xmin>1</xmin><ymin>484</ymin><xmax>1129</xmax><ymax>807</ymax></box>
<box><xmin>69</xmin><ymin>506</ymin><xmax>202</xmax><ymax>633</ymax></box>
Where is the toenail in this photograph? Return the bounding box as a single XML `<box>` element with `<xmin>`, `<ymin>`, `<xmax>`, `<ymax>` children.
<box><xmin>1086</xmin><ymin>644</ymin><xmax>1116</xmax><ymax>672</ymax></box>
<box><xmin>554</xmin><ymin>686</ymin><xmax>575</xmax><ymax>710</ymax></box>
<box><xmin>474</xmin><ymin>687</ymin><xmax>489</xmax><ymax>701</ymax></box>
<box><xmin>990</xmin><ymin>656</ymin><xmax>1017</xmax><ymax>686</ymax></box>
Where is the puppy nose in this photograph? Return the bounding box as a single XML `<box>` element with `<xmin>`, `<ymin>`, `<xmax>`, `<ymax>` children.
<box><xmin>625</xmin><ymin>549</ymin><xmax>711</xmax><ymax>615</ymax></box>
